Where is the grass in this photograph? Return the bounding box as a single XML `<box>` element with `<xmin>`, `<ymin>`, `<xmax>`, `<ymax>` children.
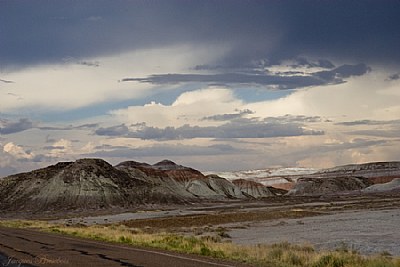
<box><xmin>1</xmin><ymin>219</ymin><xmax>400</xmax><ymax>267</ymax></box>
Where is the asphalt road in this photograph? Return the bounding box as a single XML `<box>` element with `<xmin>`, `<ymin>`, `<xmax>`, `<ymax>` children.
<box><xmin>0</xmin><ymin>227</ymin><xmax>248</xmax><ymax>267</ymax></box>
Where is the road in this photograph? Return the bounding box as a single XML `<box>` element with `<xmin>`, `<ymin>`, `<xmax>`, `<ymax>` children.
<box><xmin>0</xmin><ymin>227</ymin><xmax>248</xmax><ymax>267</ymax></box>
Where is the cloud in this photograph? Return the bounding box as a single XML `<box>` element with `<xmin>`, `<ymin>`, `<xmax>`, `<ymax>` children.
<box><xmin>0</xmin><ymin>78</ymin><xmax>14</xmax><ymax>83</ymax></box>
<box><xmin>194</xmin><ymin>57</ymin><xmax>336</xmax><ymax>73</ymax></box>
<box><xmin>264</xmin><ymin>115</ymin><xmax>323</xmax><ymax>124</ymax></box>
<box><xmin>3</xmin><ymin>142</ymin><xmax>34</xmax><ymax>160</ymax></box>
<box><xmin>314</xmin><ymin>64</ymin><xmax>371</xmax><ymax>81</ymax></box>
<box><xmin>292</xmin><ymin>137</ymin><xmax>395</xmax><ymax>169</ymax></box>
<box><xmin>109</xmin><ymin>87</ymin><xmax>244</xmax><ymax>128</ymax></box>
<box><xmin>0</xmin><ymin>118</ymin><xmax>99</xmax><ymax>135</ymax></box>
<box><xmin>85</xmin><ymin>143</ymin><xmax>244</xmax><ymax>158</ymax></box>
<box><xmin>1</xmin><ymin>2</ymin><xmax>399</xmax><ymax>174</ymax></box>
<box><xmin>2</xmin><ymin>2</ymin><xmax>399</xmax><ymax>69</ymax></box>
<box><xmin>38</xmin><ymin>123</ymin><xmax>99</xmax><ymax>131</ymax></box>
<box><xmin>1</xmin><ymin>45</ymin><xmax>226</xmax><ymax>113</ymax></box>
<box><xmin>245</xmin><ymin>69</ymin><xmax>400</xmax><ymax>121</ymax></box>
<box><xmin>95</xmin><ymin>117</ymin><xmax>324</xmax><ymax>140</ymax></box>
<box><xmin>95</xmin><ymin>124</ymin><xmax>129</xmax><ymax>137</ymax></box>
<box><xmin>121</xmin><ymin>73</ymin><xmax>322</xmax><ymax>89</ymax></box>
<box><xmin>291</xmin><ymin>58</ymin><xmax>336</xmax><ymax>69</ymax></box>
<box><xmin>386</xmin><ymin>73</ymin><xmax>400</xmax><ymax>81</ymax></box>
<box><xmin>121</xmin><ymin>63</ymin><xmax>370</xmax><ymax>89</ymax></box>
<box><xmin>347</xmin><ymin>130</ymin><xmax>400</xmax><ymax>138</ymax></box>
<box><xmin>0</xmin><ymin>141</ymin><xmax>56</xmax><ymax>177</ymax></box>
<box><xmin>0</xmin><ymin>118</ymin><xmax>34</xmax><ymax>134</ymax></box>
<box><xmin>337</xmin><ymin>119</ymin><xmax>400</xmax><ymax>138</ymax></box>
<box><xmin>202</xmin><ymin>109</ymin><xmax>254</xmax><ymax>121</ymax></box>
<box><xmin>47</xmin><ymin>139</ymin><xmax>73</xmax><ymax>156</ymax></box>
<box><xmin>43</xmin><ymin>146</ymin><xmax>66</xmax><ymax>150</ymax></box>
<box><xmin>336</xmin><ymin>119</ymin><xmax>400</xmax><ymax>126</ymax></box>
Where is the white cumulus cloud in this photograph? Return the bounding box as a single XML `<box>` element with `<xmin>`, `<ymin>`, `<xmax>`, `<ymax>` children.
<box><xmin>3</xmin><ymin>142</ymin><xmax>34</xmax><ymax>159</ymax></box>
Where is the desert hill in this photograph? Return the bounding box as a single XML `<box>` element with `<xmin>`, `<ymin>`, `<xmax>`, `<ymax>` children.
<box><xmin>0</xmin><ymin>159</ymin><xmax>153</xmax><ymax>212</ymax></box>
<box><xmin>0</xmin><ymin>158</ymin><xmax>277</xmax><ymax>213</ymax></box>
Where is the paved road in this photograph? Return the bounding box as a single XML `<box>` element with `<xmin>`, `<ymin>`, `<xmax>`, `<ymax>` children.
<box><xmin>0</xmin><ymin>227</ymin><xmax>248</xmax><ymax>267</ymax></box>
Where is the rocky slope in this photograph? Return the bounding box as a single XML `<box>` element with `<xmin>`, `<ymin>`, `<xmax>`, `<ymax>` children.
<box><xmin>0</xmin><ymin>159</ymin><xmax>277</xmax><ymax>213</ymax></box>
<box><xmin>363</xmin><ymin>178</ymin><xmax>400</xmax><ymax>193</ymax></box>
<box><xmin>231</xmin><ymin>179</ymin><xmax>275</xmax><ymax>198</ymax></box>
<box><xmin>287</xmin><ymin>162</ymin><xmax>400</xmax><ymax>196</ymax></box>
<box><xmin>288</xmin><ymin>176</ymin><xmax>372</xmax><ymax>196</ymax></box>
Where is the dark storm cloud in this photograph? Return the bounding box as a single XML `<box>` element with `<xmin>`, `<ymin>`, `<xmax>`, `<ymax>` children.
<box><xmin>122</xmin><ymin>63</ymin><xmax>370</xmax><ymax>89</ymax></box>
<box><xmin>2</xmin><ymin>1</ymin><xmax>400</xmax><ymax>68</ymax></box>
<box><xmin>121</xmin><ymin>73</ymin><xmax>323</xmax><ymax>88</ymax></box>
<box><xmin>0</xmin><ymin>118</ymin><xmax>34</xmax><ymax>134</ymax></box>
<box><xmin>95</xmin><ymin>118</ymin><xmax>324</xmax><ymax>140</ymax></box>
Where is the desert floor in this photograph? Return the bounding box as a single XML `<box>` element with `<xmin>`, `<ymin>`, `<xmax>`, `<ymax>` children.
<box><xmin>50</xmin><ymin>192</ymin><xmax>400</xmax><ymax>256</ymax></box>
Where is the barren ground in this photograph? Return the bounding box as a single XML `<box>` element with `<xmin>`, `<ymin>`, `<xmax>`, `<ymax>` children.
<box><xmin>44</xmin><ymin>192</ymin><xmax>400</xmax><ymax>256</ymax></box>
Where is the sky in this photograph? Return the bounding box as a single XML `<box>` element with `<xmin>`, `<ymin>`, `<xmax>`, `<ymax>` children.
<box><xmin>1</xmin><ymin>0</ymin><xmax>400</xmax><ymax>176</ymax></box>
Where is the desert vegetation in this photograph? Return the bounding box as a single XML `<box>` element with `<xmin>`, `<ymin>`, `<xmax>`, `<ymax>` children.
<box><xmin>1</xmin><ymin>219</ymin><xmax>399</xmax><ymax>267</ymax></box>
